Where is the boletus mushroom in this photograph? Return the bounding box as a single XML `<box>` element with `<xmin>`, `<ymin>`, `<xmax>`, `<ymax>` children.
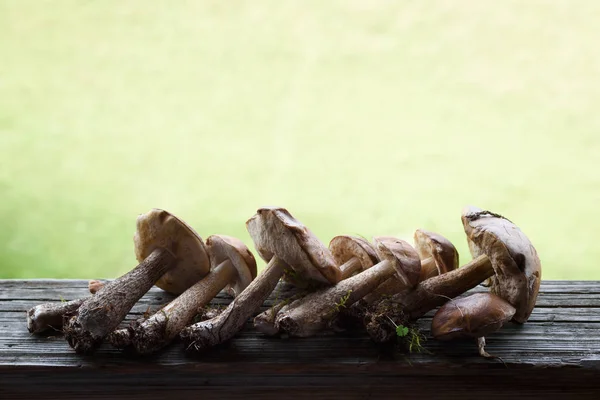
<box><xmin>431</xmin><ymin>292</ymin><xmax>516</xmax><ymax>358</ymax></box>
<box><xmin>272</xmin><ymin>236</ymin><xmax>422</xmax><ymax>337</ymax></box>
<box><xmin>462</xmin><ymin>206</ymin><xmax>542</xmax><ymax>323</ymax></box>
<box><xmin>254</xmin><ymin>235</ymin><xmax>380</xmax><ymax>335</ymax></box>
<box><xmin>64</xmin><ymin>209</ymin><xmax>210</xmax><ymax>354</ymax></box>
<box><xmin>26</xmin><ymin>280</ymin><xmax>105</xmax><ymax>334</ymax></box>
<box><xmin>362</xmin><ymin>229</ymin><xmax>460</xmax><ymax>303</ymax></box>
<box><xmin>179</xmin><ymin>206</ymin><xmax>342</xmax><ymax>352</ymax></box>
<box><xmin>108</xmin><ymin>234</ymin><xmax>257</xmax><ymax>354</ymax></box>
<box><xmin>360</xmin><ymin>206</ymin><xmax>541</xmax><ymax>343</ymax></box>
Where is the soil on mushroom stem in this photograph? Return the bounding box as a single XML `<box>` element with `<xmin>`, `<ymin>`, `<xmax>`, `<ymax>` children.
<box><xmin>340</xmin><ymin>299</ymin><xmax>428</xmax><ymax>354</ymax></box>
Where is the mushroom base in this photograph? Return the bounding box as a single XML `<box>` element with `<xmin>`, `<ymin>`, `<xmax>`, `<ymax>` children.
<box><xmin>180</xmin><ymin>257</ymin><xmax>286</xmax><ymax>352</ymax></box>
<box><xmin>27</xmin><ymin>298</ymin><xmax>85</xmax><ymax>334</ymax></box>
<box><xmin>64</xmin><ymin>248</ymin><xmax>176</xmax><ymax>354</ymax></box>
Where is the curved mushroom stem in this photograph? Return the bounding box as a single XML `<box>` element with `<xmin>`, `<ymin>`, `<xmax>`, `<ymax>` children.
<box><xmin>275</xmin><ymin>260</ymin><xmax>393</xmax><ymax>337</ymax></box>
<box><xmin>108</xmin><ymin>259</ymin><xmax>237</xmax><ymax>354</ymax></box>
<box><xmin>26</xmin><ymin>280</ymin><xmax>105</xmax><ymax>334</ymax></box>
<box><xmin>180</xmin><ymin>256</ymin><xmax>288</xmax><ymax>352</ymax></box>
<box><xmin>64</xmin><ymin>248</ymin><xmax>176</xmax><ymax>354</ymax></box>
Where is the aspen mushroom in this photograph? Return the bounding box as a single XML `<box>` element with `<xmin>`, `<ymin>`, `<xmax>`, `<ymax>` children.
<box><xmin>362</xmin><ymin>230</ymin><xmax>459</xmax><ymax>303</ymax></box>
<box><xmin>273</xmin><ymin>236</ymin><xmax>422</xmax><ymax>337</ymax></box>
<box><xmin>462</xmin><ymin>206</ymin><xmax>542</xmax><ymax>323</ymax></box>
<box><xmin>179</xmin><ymin>206</ymin><xmax>342</xmax><ymax>352</ymax></box>
<box><xmin>431</xmin><ymin>292</ymin><xmax>516</xmax><ymax>358</ymax></box>
<box><xmin>64</xmin><ymin>209</ymin><xmax>210</xmax><ymax>354</ymax></box>
<box><xmin>254</xmin><ymin>235</ymin><xmax>380</xmax><ymax>335</ymax></box>
<box><xmin>108</xmin><ymin>234</ymin><xmax>257</xmax><ymax>354</ymax></box>
<box><xmin>26</xmin><ymin>280</ymin><xmax>105</xmax><ymax>334</ymax></box>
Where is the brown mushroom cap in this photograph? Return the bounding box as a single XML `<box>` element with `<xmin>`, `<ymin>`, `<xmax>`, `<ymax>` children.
<box><xmin>206</xmin><ymin>234</ymin><xmax>258</xmax><ymax>297</ymax></box>
<box><xmin>431</xmin><ymin>292</ymin><xmax>516</xmax><ymax>340</ymax></box>
<box><xmin>329</xmin><ymin>236</ymin><xmax>379</xmax><ymax>274</ymax></box>
<box><xmin>246</xmin><ymin>207</ymin><xmax>341</xmax><ymax>285</ymax></box>
<box><xmin>134</xmin><ymin>209</ymin><xmax>210</xmax><ymax>295</ymax></box>
<box><xmin>462</xmin><ymin>206</ymin><xmax>542</xmax><ymax>323</ymax></box>
<box><xmin>373</xmin><ymin>236</ymin><xmax>421</xmax><ymax>288</ymax></box>
<box><xmin>414</xmin><ymin>229</ymin><xmax>459</xmax><ymax>280</ymax></box>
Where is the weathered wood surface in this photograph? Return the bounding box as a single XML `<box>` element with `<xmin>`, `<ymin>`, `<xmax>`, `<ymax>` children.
<box><xmin>1</xmin><ymin>279</ymin><xmax>599</xmax><ymax>399</ymax></box>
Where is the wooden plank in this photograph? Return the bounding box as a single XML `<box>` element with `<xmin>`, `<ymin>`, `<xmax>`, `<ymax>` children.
<box><xmin>0</xmin><ymin>280</ymin><xmax>600</xmax><ymax>399</ymax></box>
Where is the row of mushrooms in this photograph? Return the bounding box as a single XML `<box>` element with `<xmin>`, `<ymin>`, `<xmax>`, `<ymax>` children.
<box><xmin>27</xmin><ymin>206</ymin><xmax>542</xmax><ymax>358</ymax></box>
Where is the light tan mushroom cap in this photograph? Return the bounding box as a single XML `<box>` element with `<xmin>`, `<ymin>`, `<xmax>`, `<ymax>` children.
<box><xmin>462</xmin><ymin>206</ymin><xmax>542</xmax><ymax>323</ymax></box>
<box><xmin>431</xmin><ymin>292</ymin><xmax>516</xmax><ymax>340</ymax></box>
<box><xmin>373</xmin><ymin>236</ymin><xmax>421</xmax><ymax>288</ymax></box>
<box><xmin>414</xmin><ymin>229</ymin><xmax>459</xmax><ymax>281</ymax></box>
<box><xmin>134</xmin><ymin>209</ymin><xmax>210</xmax><ymax>295</ymax></box>
<box><xmin>206</xmin><ymin>234</ymin><xmax>257</xmax><ymax>297</ymax></box>
<box><xmin>329</xmin><ymin>236</ymin><xmax>379</xmax><ymax>273</ymax></box>
<box><xmin>246</xmin><ymin>207</ymin><xmax>341</xmax><ymax>285</ymax></box>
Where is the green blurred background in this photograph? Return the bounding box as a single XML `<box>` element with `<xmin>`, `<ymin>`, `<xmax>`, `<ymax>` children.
<box><xmin>1</xmin><ymin>1</ymin><xmax>598</xmax><ymax>280</ymax></box>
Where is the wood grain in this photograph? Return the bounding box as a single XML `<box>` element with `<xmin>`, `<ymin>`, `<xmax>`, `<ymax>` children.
<box><xmin>0</xmin><ymin>280</ymin><xmax>599</xmax><ymax>399</ymax></box>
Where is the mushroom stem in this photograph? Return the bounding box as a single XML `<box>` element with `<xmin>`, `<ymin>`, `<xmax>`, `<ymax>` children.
<box><xmin>275</xmin><ymin>260</ymin><xmax>394</xmax><ymax>337</ymax></box>
<box><xmin>253</xmin><ymin>256</ymin><xmax>369</xmax><ymax>335</ymax></box>
<box><xmin>398</xmin><ymin>254</ymin><xmax>493</xmax><ymax>319</ymax></box>
<box><xmin>180</xmin><ymin>256</ymin><xmax>288</xmax><ymax>351</ymax></box>
<box><xmin>27</xmin><ymin>298</ymin><xmax>85</xmax><ymax>334</ymax></box>
<box><xmin>338</xmin><ymin>257</ymin><xmax>363</xmax><ymax>278</ymax></box>
<box><xmin>273</xmin><ymin>254</ymin><xmax>492</xmax><ymax>338</ymax></box>
<box><xmin>109</xmin><ymin>259</ymin><xmax>237</xmax><ymax>354</ymax></box>
<box><xmin>255</xmin><ymin>255</ymin><xmax>435</xmax><ymax>336</ymax></box>
<box><xmin>64</xmin><ymin>248</ymin><xmax>176</xmax><ymax>354</ymax></box>
<box><xmin>418</xmin><ymin>257</ymin><xmax>437</xmax><ymax>281</ymax></box>
<box><xmin>26</xmin><ymin>280</ymin><xmax>105</xmax><ymax>334</ymax></box>
<box><xmin>363</xmin><ymin>256</ymin><xmax>438</xmax><ymax>303</ymax></box>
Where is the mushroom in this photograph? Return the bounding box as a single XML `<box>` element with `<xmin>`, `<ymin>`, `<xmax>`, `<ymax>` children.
<box><xmin>254</xmin><ymin>235</ymin><xmax>380</xmax><ymax>335</ymax></box>
<box><xmin>64</xmin><ymin>209</ymin><xmax>210</xmax><ymax>354</ymax></box>
<box><xmin>272</xmin><ymin>236</ymin><xmax>422</xmax><ymax>337</ymax></box>
<box><xmin>462</xmin><ymin>206</ymin><xmax>542</xmax><ymax>323</ymax></box>
<box><xmin>330</xmin><ymin>235</ymin><xmax>380</xmax><ymax>278</ymax></box>
<box><xmin>414</xmin><ymin>229</ymin><xmax>459</xmax><ymax>281</ymax></box>
<box><xmin>87</xmin><ymin>280</ymin><xmax>105</xmax><ymax>294</ymax></box>
<box><xmin>431</xmin><ymin>292</ymin><xmax>516</xmax><ymax>358</ymax></box>
<box><xmin>358</xmin><ymin>206</ymin><xmax>541</xmax><ymax>343</ymax></box>
<box><xmin>108</xmin><ymin>234</ymin><xmax>257</xmax><ymax>354</ymax></box>
<box><xmin>179</xmin><ymin>206</ymin><xmax>342</xmax><ymax>352</ymax></box>
<box><xmin>362</xmin><ymin>229</ymin><xmax>459</xmax><ymax>303</ymax></box>
<box><xmin>26</xmin><ymin>280</ymin><xmax>105</xmax><ymax>334</ymax></box>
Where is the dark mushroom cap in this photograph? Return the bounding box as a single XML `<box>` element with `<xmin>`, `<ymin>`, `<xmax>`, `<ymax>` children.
<box><xmin>414</xmin><ymin>229</ymin><xmax>459</xmax><ymax>281</ymax></box>
<box><xmin>329</xmin><ymin>235</ymin><xmax>379</xmax><ymax>275</ymax></box>
<box><xmin>206</xmin><ymin>235</ymin><xmax>258</xmax><ymax>297</ymax></box>
<box><xmin>134</xmin><ymin>209</ymin><xmax>210</xmax><ymax>295</ymax></box>
<box><xmin>431</xmin><ymin>292</ymin><xmax>516</xmax><ymax>340</ymax></box>
<box><xmin>246</xmin><ymin>207</ymin><xmax>341</xmax><ymax>285</ymax></box>
<box><xmin>373</xmin><ymin>236</ymin><xmax>421</xmax><ymax>288</ymax></box>
<box><xmin>462</xmin><ymin>206</ymin><xmax>542</xmax><ymax>323</ymax></box>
